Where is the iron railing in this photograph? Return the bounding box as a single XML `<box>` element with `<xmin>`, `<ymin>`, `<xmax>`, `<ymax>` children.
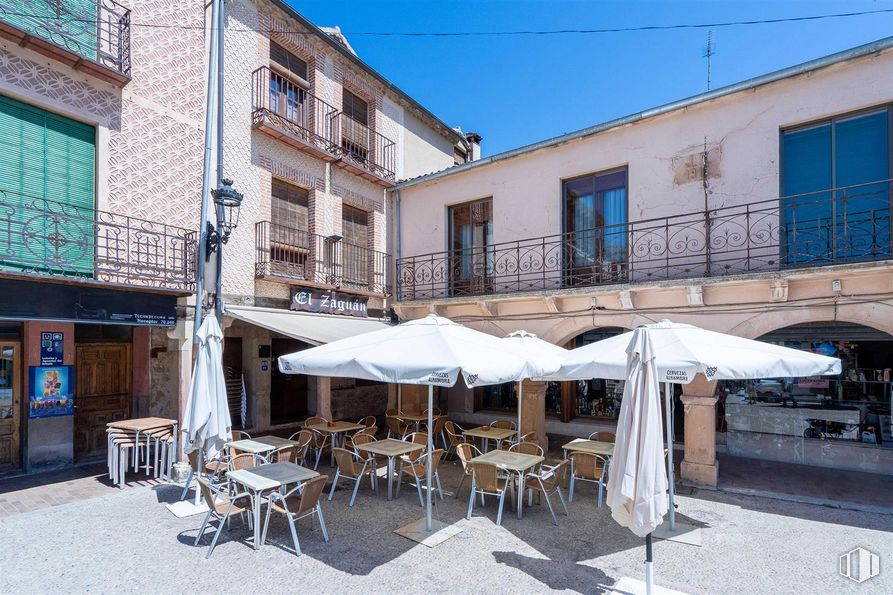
<box><xmin>0</xmin><ymin>0</ymin><xmax>131</xmax><ymax>77</ymax></box>
<box><xmin>333</xmin><ymin>113</ymin><xmax>397</xmax><ymax>181</ymax></box>
<box><xmin>397</xmin><ymin>180</ymin><xmax>892</xmax><ymax>301</ymax></box>
<box><xmin>0</xmin><ymin>189</ymin><xmax>196</xmax><ymax>290</ymax></box>
<box><xmin>251</xmin><ymin>66</ymin><xmax>339</xmax><ymax>151</ymax></box>
<box><xmin>256</xmin><ymin>221</ymin><xmax>391</xmax><ymax>295</ymax></box>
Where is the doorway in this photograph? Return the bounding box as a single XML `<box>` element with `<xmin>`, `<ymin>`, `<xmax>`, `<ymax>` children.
<box><xmin>223</xmin><ymin>337</ymin><xmax>244</xmax><ymax>429</ymax></box>
<box><xmin>74</xmin><ymin>342</ymin><xmax>131</xmax><ymax>459</ymax></box>
<box><xmin>0</xmin><ymin>342</ymin><xmax>21</xmax><ymax>470</ymax></box>
<box><xmin>271</xmin><ymin>338</ymin><xmax>309</xmax><ymax>424</ymax></box>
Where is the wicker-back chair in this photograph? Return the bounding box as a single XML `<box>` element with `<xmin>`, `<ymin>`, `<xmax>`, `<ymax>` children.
<box><xmin>397</xmin><ymin>448</ymin><xmax>445</xmax><ymax>506</ymax></box>
<box><xmin>491</xmin><ymin>420</ymin><xmax>516</xmax><ymax>430</ymax></box>
<box><xmin>569</xmin><ymin>451</ymin><xmax>609</xmax><ymax>508</ymax></box>
<box><xmin>467</xmin><ymin>462</ymin><xmax>513</xmax><ymax>526</ymax></box>
<box><xmin>454</xmin><ymin>442</ymin><xmax>482</xmax><ymax>498</ymax></box>
<box><xmin>228</xmin><ymin>453</ymin><xmax>257</xmax><ymax>471</ymax></box>
<box><xmin>588</xmin><ymin>431</ymin><xmax>616</xmax><ymax>443</ymax></box>
<box><xmin>261</xmin><ymin>475</ymin><xmax>329</xmax><ymax>556</ymax></box>
<box><xmin>525</xmin><ymin>460</ymin><xmax>570</xmax><ymax>525</ymax></box>
<box><xmin>386</xmin><ymin>415</ymin><xmax>410</xmax><ymax>439</ymax></box>
<box><xmin>328</xmin><ymin>447</ymin><xmax>377</xmax><ymax>507</ymax></box>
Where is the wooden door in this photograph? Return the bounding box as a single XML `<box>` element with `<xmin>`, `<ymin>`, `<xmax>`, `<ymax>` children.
<box><xmin>0</xmin><ymin>342</ymin><xmax>22</xmax><ymax>470</ymax></box>
<box><xmin>75</xmin><ymin>342</ymin><xmax>131</xmax><ymax>459</ymax></box>
<box><xmin>271</xmin><ymin>338</ymin><xmax>308</xmax><ymax>424</ymax></box>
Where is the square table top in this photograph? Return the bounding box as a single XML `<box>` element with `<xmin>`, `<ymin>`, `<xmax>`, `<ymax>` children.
<box><xmin>395</xmin><ymin>413</ymin><xmax>442</xmax><ymax>422</ymax></box>
<box><xmin>248</xmin><ymin>462</ymin><xmax>319</xmax><ymax>485</ymax></box>
<box><xmin>305</xmin><ymin>421</ymin><xmax>365</xmax><ymax>434</ymax></box>
<box><xmin>227</xmin><ymin>438</ymin><xmax>277</xmax><ymax>454</ymax></box>
<box><xmin>470</xmin><ymin>450</ymin><xmax>544</xmax><ymax>472</ymax></box>
<box><xmin>463</xmin><ymin>426</ymin><xmax>517</xmax><ymax>441</ymax></box>
<box><xmin>107</xmin><ymin>417</ymin><xmax>177</xmax><ymax>432</ymax></box>
<box><xmin>562</xmin><ymin>438</ymin><xmax>615</xmax><ymax>457</ymax></box>
<box><xmin>355</xmin><ymin>438</ymin><xmax>426</xmax><ymax>457</ymax></box>
<box><xmin>253</xmin><ymin>435</ymin><xmax>298</xmax><ymax>449</ymax></box>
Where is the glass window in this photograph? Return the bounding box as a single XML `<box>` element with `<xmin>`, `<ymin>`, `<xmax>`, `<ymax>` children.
<box><xmin>563</xmin><ymin>169</ymin><xmax>628</xmax><ymax>285</ymax></box>
<box><xmin>782</xmin><ymin>108</ymin><xmax>891</xmax><ymax>264</ymax></box>
<box><xmin>342</xmin><ymin>89</ymin><xmax>368</xmax><ymax>125</ymax></box>
<box><xmin>448</xmin><ymin>198</ymin><xmax>493</xmax><ymax>294</ymax></box>
<box><xmin>270</xmin><ymin>41</ymin><xmax>307</xmax><ymax>81</ymax></box>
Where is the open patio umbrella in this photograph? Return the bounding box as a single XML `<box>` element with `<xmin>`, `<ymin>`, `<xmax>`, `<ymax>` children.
<box><xmin>501</xmin><ymin>330</ymin><xmax>568</xmax><ymax>442</ymax></box>
<box><xmin>607</xmin><ymin>327</ymin><xmax>668</xmax><ymax>594</ymax></box>
<box><xmin>182</xmin><ymin>315</ymin><xmax>232</xmax><ymax>502</ymax></box>
<box><xmin>556</xmin><ymin>319</ymin><xmax>841</xmax><ymax>530</ymax></box>
<box><xmin>278</xmin><ymin>314</ymin><xmax>562</xmax><ymax>533</ymax></box>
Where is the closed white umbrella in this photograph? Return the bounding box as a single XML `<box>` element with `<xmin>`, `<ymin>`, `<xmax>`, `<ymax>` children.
<box><xmin>279</xmin><ymin>315</ymin><xmax>562</xmax><ymax>533</ymax></box>
<box><xmin>557</xmin><ymin>319</ymin><xmax>841</xmax><ymax>530</ymax></box>
<box><xmin>182</xmin><ymin>315</ymin><xmax>232</xmax><ymax>462</ymax></box>
<box><xmin>607</xmin><ymin>327</ymin><xmax>668</xmax><ymax>594</ymax></box>
<box><xmin>501</xmin><ymin>331</ymin><xmax>568</xmax><ymax>442</ymax></box>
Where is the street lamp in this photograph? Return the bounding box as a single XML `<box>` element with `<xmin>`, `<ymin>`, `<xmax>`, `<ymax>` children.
<box><xmin>208</xmin><ymin>178</ymin><xmax>243</xmax><ymax>316</ymax></box>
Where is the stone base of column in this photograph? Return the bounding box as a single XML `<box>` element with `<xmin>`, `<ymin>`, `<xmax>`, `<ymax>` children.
<box><xmin>681</xmin><ymin>458</ymin><xmax>718</xmax><ymax>487</ymax></box>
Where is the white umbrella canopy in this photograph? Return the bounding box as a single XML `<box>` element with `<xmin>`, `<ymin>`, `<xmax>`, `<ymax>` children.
<box><xmin>501</xmin><ymin>331</ymin><xmax>568</xmax><ymax>441</ymax></box>
<box><xmin>182</xmin><ymin>314</ymin><xmax>232</xmax><ymax>461</ymax></box>
<box><xmin>607</xmin><ymin>327</ymin><xmax>669</xmax><ymax>593</ymax></box>
<box><xmin>557</xmin><ymin>319</ymin><xmax>842</xmax><ymax>382</ymax></box>
<box><xmin>278</xmin><ymin>315</ymin><xmax>561</xmax><ymax>387</ymax></box>
<box><xmin>278</xmin><ymin>314</ymin><xmax>563</xmax><ymax>533</ymax></box>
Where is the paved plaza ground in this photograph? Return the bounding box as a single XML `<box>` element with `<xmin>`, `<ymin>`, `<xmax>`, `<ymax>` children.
<box><xmin>2</xmin><ymin>450</ymin><xmax>892</xmax><ymax>595</ymax></box>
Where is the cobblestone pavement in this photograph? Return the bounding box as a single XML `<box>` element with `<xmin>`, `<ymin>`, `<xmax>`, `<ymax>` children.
<box><xmin>2</xmin><ymin>457</ymin><xmax>891</xmax><ymax>594</ymax></box>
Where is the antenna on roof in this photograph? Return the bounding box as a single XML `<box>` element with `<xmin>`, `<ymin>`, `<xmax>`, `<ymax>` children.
<box><xmin>703</xmin><ymin>30</ymin><xmax>716</xmax><ymax>91</ymax></box>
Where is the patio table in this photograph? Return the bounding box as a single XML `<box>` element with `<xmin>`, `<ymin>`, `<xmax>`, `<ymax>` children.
<box><xmin>395</xmin><ymin>412</ymin><xmax>443</xmax><ymax>432</ymax></box>
<box><xmin>470</xmin><ymin>449</ymin><xmax>544</xmax><ymax>519</ymax></box>
<box><xmin>226</xmin><ymin>462</ymin><xmax>319</xmax><ymax>551</ymax></box>
<box><xmin>227</xmin><ymin>438</ymin><xmax>277</xmax><ymax>457</ymax></box>
<box><xmin>463</xmin><ymin>426</ymin><xmax>516</xmax><ymax>452</ymax></box>
<box><xmin>561</xmin><ymin>438</ymin><xmax>614</xmax><ymax>458</ymax></box>
<box><xmin>107</xmin><ymin>417</ymin><xmax>177</xmax><ymax>477</ymax></box>
<box><xmin>252</xmin><ymin>435</ymin><xmax>299</xmax><ymax>449</ymax></box>
<box><xmin>354</xmin><ymin>438</ymin><xmax>425</xmax><ymax>500</ymax></box>
<box><xmin>305</xmin><ymin>421</ymin><xmax>365</xmax><ymax>466</ymax></box>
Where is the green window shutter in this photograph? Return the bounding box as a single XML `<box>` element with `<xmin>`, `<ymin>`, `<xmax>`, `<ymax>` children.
<box><xmin>0</xmin><ymin>95</ymin><xmax>96</xmax><ymax>276</ymax></box>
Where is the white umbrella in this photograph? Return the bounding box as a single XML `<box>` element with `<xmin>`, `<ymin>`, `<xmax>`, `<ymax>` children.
<box><xmin>278</xmin><ymin>315</ymin><xmax>562</xmax><ymax>533</ymax></box>
<box><xmin>557</xmin><ymin>319</ymin><xmax>841</xmax><ymax>529</ymax></box>
<box><xmin>182</xmin><ymin>315</ymin><xmax>232</xmax><ymax>462</ymax></box>
<box><xmin>607</xmin><ymin>327</ymin><xmax>668</xmax><ymax>595</ymax></box>
<box><xmin>501</xmin><ymin>331</ymin><xmax>568</xmax><ymax>442</ymax></box>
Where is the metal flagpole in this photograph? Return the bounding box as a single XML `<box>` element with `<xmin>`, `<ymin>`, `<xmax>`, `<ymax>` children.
<box><xmin>213</xmin><ymin>0</ymin><xmax>226</xmax><ymax>319</ymax></box>
<box><xmin>645</xmin><ymin>533</ymin><xmax>654</xmax><ymax>595</ymax></box>
<box><xmin>193</xmin><ymin>0</ymin><xmax>221</xmax><ymax>336</ymax></box>
<box><xmin>517</xmin><ymin>381</ymin><xmax>523</xmax><ymax>443</ymax></box>
<box><xmin>664</xmin><ymin>381</ymin><xmax>676</xmax><ymax>531</ymax></box>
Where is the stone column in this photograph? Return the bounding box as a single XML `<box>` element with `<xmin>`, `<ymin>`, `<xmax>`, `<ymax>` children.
<box><xmin>520</xmin><ymin>379</ymin><xmax>548</xmax><ymax>450</ymax></box>
<box><xmin>316</xmin><ymin>376</ymin><xmax>332</xmax><ymax>420</ymax></box>
<box><xmin>680</xmin><ymin>374</ymin><xmax>719</xmax><ymax>487</ymax></box>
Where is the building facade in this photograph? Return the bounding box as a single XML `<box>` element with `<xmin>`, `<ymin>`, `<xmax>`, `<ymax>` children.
<box><xmin>215</xmin><ymin>0</ymin><xmax>469</xmax><ymax>435</ymax></box>
<box><xmin>0</xmin><ymin>0</ymin><xmax>207</xmax><ymax>472</ymax></box>
<box><xmin>392</xmin><ymin>38</ymin><xmax>893</xmax><ymax>484</ymax></box>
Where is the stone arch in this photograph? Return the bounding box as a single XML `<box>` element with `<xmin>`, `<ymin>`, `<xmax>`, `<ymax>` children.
<box><xmin>728</xmin><ymin>303</ymin><xmax>893</xmax><ymax>341</ymax></box>
<box><xmin>545</xmin><ymin>312</ymin><xmax>653</xmax><ymax>347</ymax></box>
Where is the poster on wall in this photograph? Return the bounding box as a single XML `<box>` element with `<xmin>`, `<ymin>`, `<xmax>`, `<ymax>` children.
<box><xmin>29</xmin><ymin>366</ymin><xmax>74</xmax><ymax>418</ymax></box>
<box><xmin>40</xmin><ymin>332</ymin><xmax>64</xmax><ymax>365</ymax></box>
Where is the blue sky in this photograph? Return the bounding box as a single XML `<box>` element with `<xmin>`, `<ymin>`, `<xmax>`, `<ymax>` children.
<box><xmin>290</xmin><ymin>0</ymin><xmax>893</xmax><ymax>156</ymax></box>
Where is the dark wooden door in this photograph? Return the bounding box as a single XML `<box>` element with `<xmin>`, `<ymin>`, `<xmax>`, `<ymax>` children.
<box><xmin>0</xmin><ymin>342</ymin><xmax>21</xmax><ymax>470</ymax></box>
<box><xmin>271</xmin><ymin>338</ymin><xmax>308</xmax><ymax>424</ymax></box>
<box><xmin>75</xmin><ymin>342</ymin><xmax>131</xmax><ymax>458</ymax></box>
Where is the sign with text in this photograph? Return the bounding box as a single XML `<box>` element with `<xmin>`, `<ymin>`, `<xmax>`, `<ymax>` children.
<box><xmin>29</xmin><ymin>366</ymin><xmax>74</xmax><ymax>418</ymax></box>
<box><xmin>290</xmin><ymin>287</ymin><xmax>368</xmax><ymax>318</ymax></box>
<box><xmin>40</xmin><ymin>332</ymin><xmax>64</xmax><ymax>365</ymax></box>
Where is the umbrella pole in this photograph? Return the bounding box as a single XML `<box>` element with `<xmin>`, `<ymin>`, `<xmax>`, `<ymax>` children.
<box><xmin>517</xmin><ymin>381</ymin><xmax>523</xmax><ymax>443</ymax></box>
<box><xmin>664</xmin><ymin>381</ymin><xmax>676</xmax><ymax>531</ymax></box>
<box><xmin>426</xmin><ymin>384</ymin><xmax>434</xmax><ymax>532</ymax></box>
<box><xmin>645</xmin><ymin>532</ymin><xmax>654</xmax><ymax>595</ymax></box>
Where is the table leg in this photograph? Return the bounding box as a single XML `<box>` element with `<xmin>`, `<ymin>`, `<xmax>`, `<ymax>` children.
<box><xmin>254</xmin><ymin>490</ymin><xmax>262</xmax><ymax>550</ymax></box>
<box><xmin>387</xmin><ymin>456</ymin><xmax>395</xmax><ymax>500</ymax></box>
<box><xmin>517</xmin><ymin>472</ymin><xmax>525</xmax><ymax>519</ymax></box>
<box><xmin>483</xmin><ymin>438</ymin><xmax>490</xmax><ymax>454</ymax></box>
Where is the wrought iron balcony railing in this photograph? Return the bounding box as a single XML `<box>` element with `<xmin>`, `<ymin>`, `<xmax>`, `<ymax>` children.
<box><xmin>334</xmin><ymin>113</ymin><xmax>397</xmax><ymax>182</ymax></box>
<box><xmin>251</xmin><ymin>66</ymin><xmax>339</xmax><ymax>153</ymax></box>
<box><xmin>397</xmin><ymin>180</ymin><xmax>892</xmax><ymax>301</ymax></box>
<box><xmin>0</xmin><ymin>189</ymin><xmax>196</xmax><ymax>291</ymax></box>
<box><xmin>0</xmin><ymin>0</ymin><xmax>131</xmax><ymax>81</ymax></box>
<box><xmin>256</xmin><ymin>221</ymin><xmax>391</xmax><ymax>295</ymax></box>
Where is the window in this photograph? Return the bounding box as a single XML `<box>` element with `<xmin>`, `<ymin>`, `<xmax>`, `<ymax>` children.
<box><xmin>270</xmin><ymin>41</ymin><xmax>307</xmax><ymax>82</ymax></box>
<box><xmin>781</xmin><ymin>107</ymin><xmax>891</xmax><ymax>264</ymax></box>
<box><xmin>563</xmin><ymin>169</ymin><xmax>628</xmax><ymax>285</ymax></box>
<box><xmin>0</xmin><ymin>95</ymin><xmax>95</xmax><ymax>276</ymax></box>
<box><xmin>269</xmin><ymin>180</ymin><xmax>309</xmax><ymax>274</ymax></box>
<box><xmin>448</xmin><ymin>198</ymin><xmax>493</xmax><ymax>294</ymax></box>
<box><xmin>269</xmin><ymin>43</ymin><xmax>307</xmax><ymax>124</ymax></box>
<box><xmin>341</xmin><ymin>205</ymin><xmax>369</xmax><ymax>286</ymax></box>
<box><xmin>342</xmin><ymin>89</ymin><xmax>368</xmax><ymax>125</ymax></box>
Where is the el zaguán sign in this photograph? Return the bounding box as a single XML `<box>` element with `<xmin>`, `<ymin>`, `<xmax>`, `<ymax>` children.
<box><xmin>290</xmin><ymin>287</ymin><xmax>368</xmax><ymax>317</ymax></box>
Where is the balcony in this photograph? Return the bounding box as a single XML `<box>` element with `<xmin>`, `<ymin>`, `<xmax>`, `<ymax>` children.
<box><xmin>251</xmin><ymin>66</ymin><xmax>339</xmax><ymax>161</ymax></box>
<box><xmin>333</xmin><ymin>113</ymin><xmax>397</xmax><ymax>186</ymax></box>
<box><xmin>0</xmin><ymin>0</ymin><xmax>131</xmax><ymax>85</ymax></box>
<box><xmin>256</xmin><ymin>221</ymin><xmax>391</xmax><ymax>295</ymax></box>
<box><xmin>397</xmin><ymin>180</ymin><xmax>892</xmax><ymax>301</ymax></box>
<box><xmin>0</xmin><ymin>189</ymin><xmax>196</xmax><ymax>292</ymax></box>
